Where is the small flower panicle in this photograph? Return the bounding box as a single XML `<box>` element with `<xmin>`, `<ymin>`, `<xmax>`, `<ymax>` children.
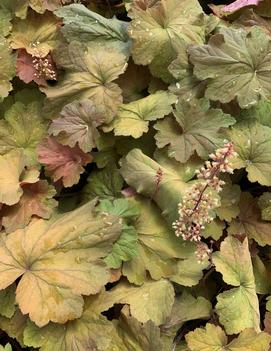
<box><xmin>195</xmin><ymin>242</ymin><xmax>212</xmax><ymax>263</ymax></box>
<box><xmin>152</xmin><ymin>167</ymin><xmax>163</xmax><ymax>199</ymax></box>
<box><xmin>32</xmin><ymin>55</ymin><xmax>57</xmax><ymax>81</ymax></box>
<box><xmin>173</xmin><ymin>142</ymin><xmax>236</xmax><ymax>243</ymax></box>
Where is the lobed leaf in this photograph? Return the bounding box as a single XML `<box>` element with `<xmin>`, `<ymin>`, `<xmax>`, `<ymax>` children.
<box><xmin>189</xmin><ymin>27</ymin><xmax>271</xmax><ymax>108</ymax></box>
<box><xmin>213</xmin><ymin>236</ymin><xmax>260</xmax><ymax>334</ymax></box>
<box><xmin>0</xmin><ymin>201</ymin><xmax>122</xmax><ymax>326</ymax></box>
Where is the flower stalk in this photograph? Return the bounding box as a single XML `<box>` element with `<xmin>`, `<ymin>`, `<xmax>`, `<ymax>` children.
<box><xmin>173</xmin><ymin>142</ymin><xmax>236</xmax><ymax>244</ymax></box>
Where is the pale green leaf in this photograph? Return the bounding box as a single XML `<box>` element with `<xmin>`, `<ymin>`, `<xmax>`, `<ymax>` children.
<box><xmin>154</xmin><ymin>149</ymin><xmax>203</xmax><ymax>182</ymax></box>
<box><xmin>0</xmin><ymin>37</ymin><xmax>16</xmax><ymax>100</ymax></box>
<box><xmin>202</xmin><ymin>218</ymin><xmax>225</xmax><ymax>240</ymax></box>
<box><xmin>120</xmin><ymin>149</ymin><xmax>189</xmax><ymax>223</ymax></box>
<box><xmin>0</xmin><ymin>101</ymin><xmax>47</xmax><ymax>165</ymax></box>
<box><xmin>190</xmin><ymin>26</ymin><xmax>271</xmax><ymax>108</ymax></box>
<box><xmin>213</xmin><ymin>236</ymin><xmax>260</xmax><ymax>334</ymax></box>
<box><xmin>228</xmin><ymin>121</ymin><xmax>271</xmax><ymax>186</ymax></box>
<box><xmin>106</xmin><ymin>91</ymin><xmax>176</xmax><ymax>138</ymax></box>
<box><xmin>105</xmin><ymin>279</ymin><xmax>175</xmax><ymax>326</ymax></box>
<box><xmin>122</xmin><ymin>197</ymin><xmax>195</xmax><ymax>285</ymax></box>
<box><xmin>170</xmin><ymin>256</ymin><xmax>209</xmax><ymax>287</ymax></box>
<box><xmin>82</xmin><ymin>163</ymin><xmax>123</xmax><ymax>201</ymax></box>
<box><xmin>186</xmin><ymin>323</ymin><xmax>271</xmax><ymax>351</ymax></box>
<box><xmin>154</xmin><ymin>98</ymin><xmax>235</xmax><ymax>163</ymax></box>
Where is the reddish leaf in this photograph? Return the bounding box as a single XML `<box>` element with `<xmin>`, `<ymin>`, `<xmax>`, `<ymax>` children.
<box><xmin>1</xmin><ymin>181</ymin><xmax>58</xmax><ymax>233</ymax></box>
<box><xmin>16</xmin><ymin>49</ymin><xmax>57</xmax><ymax>86</ymax></box>
<box><xmin>16</xmin><ymin>49</ymin><xmax>46</xmax><ymax>85</ymax></box>
<box><xmin>223</xmin><ymin>0</ymin><xmax>263</xmax><ymax>13</ymax></box>
<box><xmin>37</xmin><ymin>137</ymin><xmax>92</xmax><ymax>187</ymax></box>
<box><xmin>264</xmin><ymin>311</ymin><xmax>271</xmax><ymax>334</ymax></box>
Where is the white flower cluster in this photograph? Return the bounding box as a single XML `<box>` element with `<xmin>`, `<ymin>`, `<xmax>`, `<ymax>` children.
<box><xmin>195</xmin><ymin>242</ymin><xmax>212</xmax><ymax>263</ymax></box>
<box><xmin>30</xmin><ymin>42</ymin><xmax>57</xmax><ymax>81</ymax></box>
<box><xmin>33</xmin><ymin>56</ymin><xmax>57</xmax><ymax>81</ymax></box>
<box><xmin>173</xmin><ymin>142</ymin><xmax>236</xmax><ymax>244</ymax></box>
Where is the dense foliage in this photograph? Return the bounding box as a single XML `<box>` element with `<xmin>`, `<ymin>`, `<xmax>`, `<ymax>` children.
<box><xmin>1</xmin><ymin>0</ymin><xmax>271</xmax><ymax>350</ymax></box>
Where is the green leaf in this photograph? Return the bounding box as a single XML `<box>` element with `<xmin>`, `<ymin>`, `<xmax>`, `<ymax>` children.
<box><xmin>98</xmin><ymin>198</ymin><xmax>140</xmax><ymax>220</ymax></box>
<box><xmin>0</xmin><ymin>201</ymin><xmax>122</xmax><ymax>327</ymax></box>
<box><xmin>239</xmin><ymin>98</ymin><xmax>271</xmax><ymax>127</ymax></box>
<box><xmin>122</xmin><ymin>197</ymin><xmax>195</xmax><ymax>285</ymax></box>
<box><xmin>162</xmin><ymin>291</ymin><xmax>212</xmax><ymax>334</ymax></box>
<box><xmin>10</xmin><ymin>11</ymin><xmax>61</xmax><ymax>57</ymax></box>
<box><xmin>186</xmin><ymin>323</ymin><xmax>271</xmax><ymax>351</ymax></box>
<box><xmin>154</xmin><ymin>98</ymin><xmax>235</xmax><ymax>163</ymax></box>
<box><xmin>0</xmin><ymin>37</ymin><xmax>16</xmax><ymax>100</ymax></box>
<box><xmin>189</xmin><ymin>26</ymin><xmax>271</xmax><ymax>108</ymax></box>
<box><xmin>228</xmin><ymin>121</ymin><xmax>271</xmax><ymax>186</ymax></box>
<box><xmin>215</xmin><ymin>182</ymin><xmax>241</xmax><ymax>222</ymax></box>
<box><xmin>258</xmin><ymin>192</ymin><xmax>271</xmax><ymax>220</ymax></box>
<box><xmin>42</xmin><ymin>41</ymin><xmax>127</xmax><ymax>120</ymax></box>
<box><xmin>82</xmin><ymin>163</ymin><xmax>123</xmax><ymax>201</ymax></box>
<box><xmin>0</xmin><ymin>284</ymin><xmax>16</xmax><ymax>318</ymax></box>
<box><xmin>213</xmin><ymin>236</ymin><xmax>260</xmax><ymax>334</ymax></box>
<box><xmin>168</xmin><ymin>41</ymin><xmax>206</xmax><ymax>101</ymax></box>
<box><xmin>55</xmin><ymin>4</ymin><xmax>131</xmax><ymax>55</ymax></box>
<box><xmin>0</xmin><ymin>3</ymin><xmax>12</xmax><ymax>37</ymax></box>
<box><xmin>202</xmin><ymin>218</ymin><xmax>225</xmax><ymax>240</ymax></box>
<box><xmin>0</xmin><ymin>309</ymin><xmax>27</xmax><ymax>347</ymax></box>
<box><xmin>0</xmin><ymin>102</ymin><xmax>47</xmax><ymax>165</ymax></box>
<box><xmin>128</xmin><ymin>0</ymin><xmax>206</xmax><ymax>82</ymax></box>
<box><xmin>252</xmin><ymin>255</ymin><xmax>271</xmax><ymax>294</ymax></box>
<box><xmin>228</xmin><ymin>192</ymin><xmax>271</xmax><ymax>246</ymax></box>
<box><xmin>120</xmin><ymin>149</ymin><xmax>189</xmax><ymax>223</ymax></box>
<box><xmin>154</xmin><ymin>149</ymin><xmax>203</xmax><ymax>182</ymax></box>
<box><xmin>105</xmin><ymin>225</ymin><xmax>138</xmax><ymax>269</ymax></box>
<box><xmin>105</xmin><ymin>91</ymin><xmax>176</xmax><ymax>138</ymax></box>
<box><xmin>0</xmin><ymin>344</ymin><xmax>11</xmax><ymax>351</ymax></box>
<box><xmin>170</xmin><ymin>255</ymin><xmax>209</xmax><ymax>287</ymax></box>
<box><xmin>97</xmin><ymin>198</ymin><xmax>140</xmax><ymax>269</ymax></box>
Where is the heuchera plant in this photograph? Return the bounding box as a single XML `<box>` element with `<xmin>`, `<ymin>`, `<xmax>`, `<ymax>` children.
<box><xmin>1</xmin><ymin>0</ymin><xmax>271</xmax><ymax>350</ymax></box>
